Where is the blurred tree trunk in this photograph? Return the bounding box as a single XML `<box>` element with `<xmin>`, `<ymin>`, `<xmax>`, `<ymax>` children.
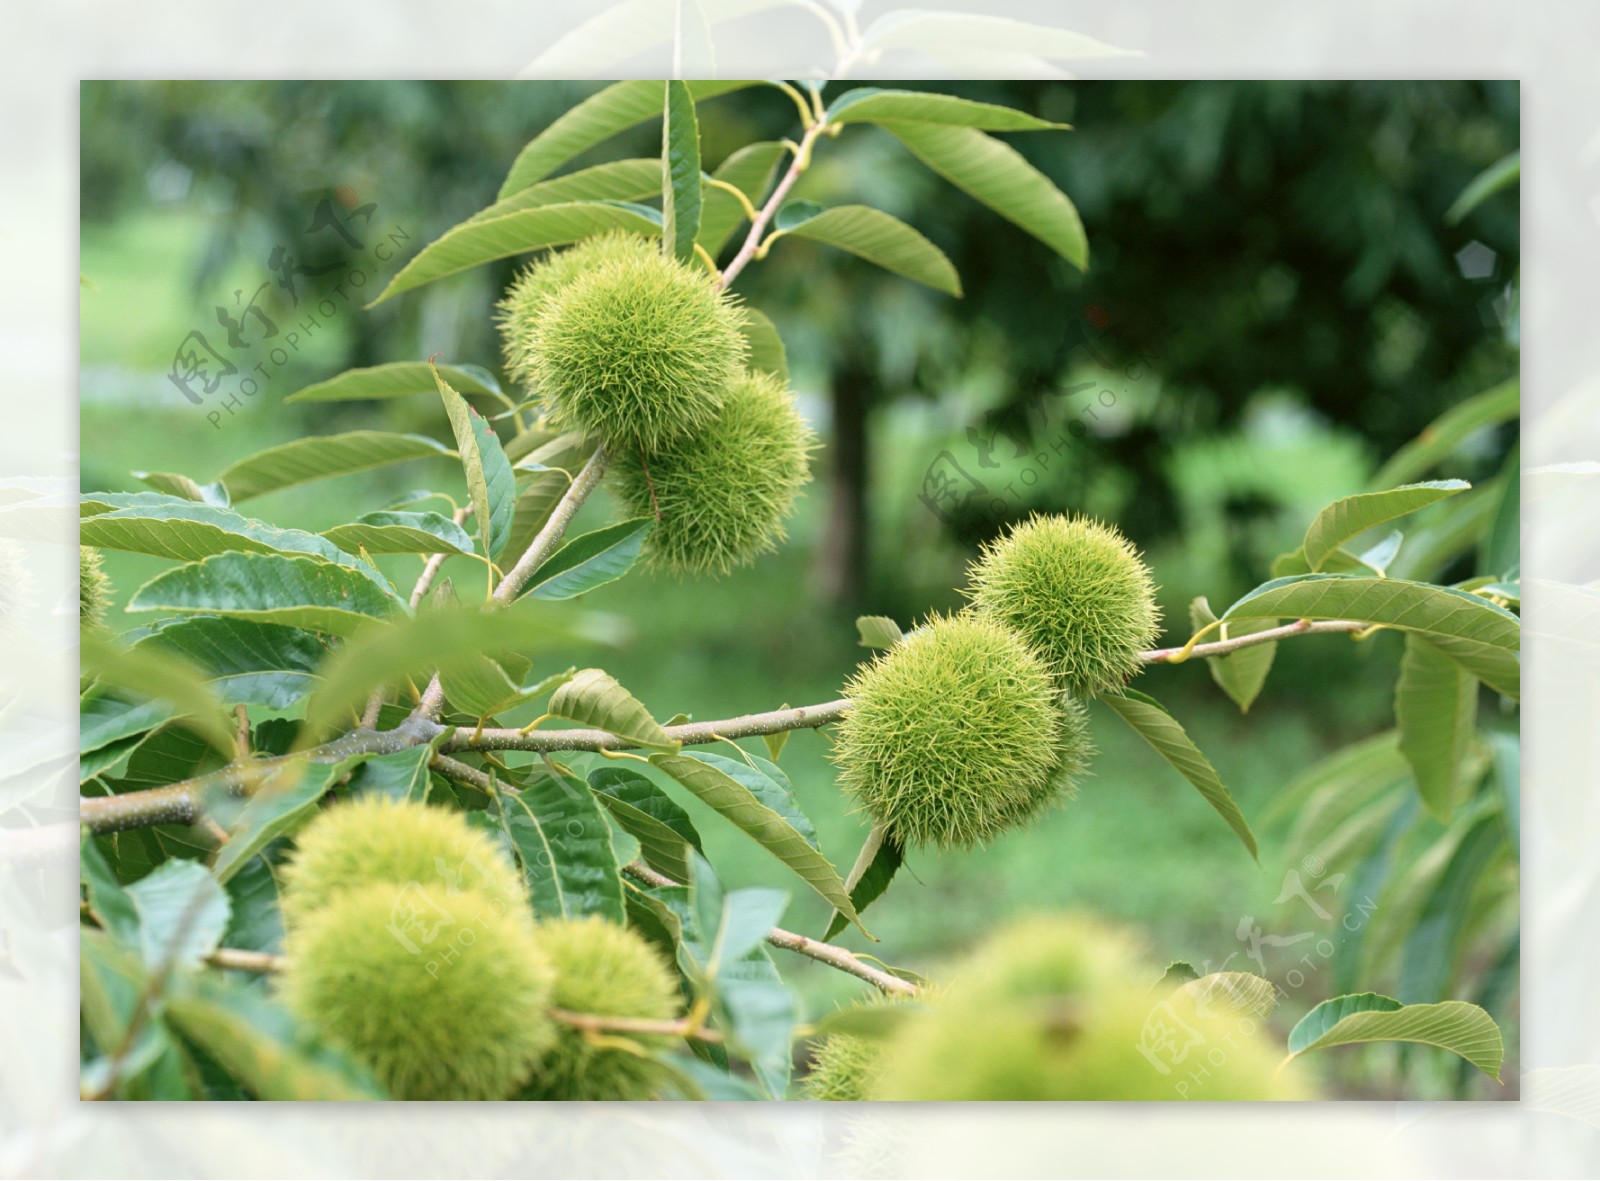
<box><xmin>814</xmin><ymin>356</ymin><xmax>871</xmax><ymax>606</ymax></box>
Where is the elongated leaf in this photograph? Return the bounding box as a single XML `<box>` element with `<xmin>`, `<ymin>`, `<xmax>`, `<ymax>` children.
<box><xmin>588</xmin><ymin>766</ymin><xmax>704</xmax><ymax>884</ymax></box>
<box><xmin>216</xmin><ymin>431</ymin><xmax>454</xmax><ymax>502</ymax></box>
<box><xmin>81</xmin><ymin>832</ymin><xmax>140</xmax><ymax>941</ymax></box>
<box><xmin>211</xmin><ymin>755</ymin><xmax>371</xmax><ymax>883</ymax></box>
<box><xmin>828</xmin><ymin>87</ymin><xmax>1063</xmax><ymax>131</ymax></box>
<box><xmin>702</xmin><ymin>751</ymin><xmax>819</xmax><ymax>847</ymax></box>
<box><xmin>1189</xmin><ymin>597</ymin><xmax>1276</xmax><ymax>713</ymax></box>
<box><xmin>698</xmin><ymin>141</ymin><xmax>786</xmax><ymax>258</ymax></box>
<box><xmin>502</xmin><ymin>469</ymin><xmax>571</xmax><ymax>565</ymax></box>
<box><xmin>882</xmin><ymin>121</ymin><xmax>1086</xmax><ymax>271</ymax></box>
<box><xmin>523</xmin><ymin>517</ymin><xmax>651</xmax><ymax>601</ymax></box>
<box><xmin>1426</xmin><ymin>633</ymin><xmax>1514</xmax><ymax>710</ymax></box>
<box><xmin>548</xmin><ymin>668</ymin><xmax>678</xmax><ymax>752</ymax></box>
<box><xmin>1398</xmin><ymin>810</ymin><xmax>1505</xmax><ymax>1003</ymax></box>
<box><xmin>1481</xmin><ymin>442</ymin><xmax>1520</xmax><ymax>579</ymax></box>
<box><xmin>80</xmin><ymin>497</ymin><xmax>377</xmax><ymax>575</ymax></box>
<box><xmin>322</xmin><ymin>511</ymin><xmax>476</xmax><ymax>557</ymax></box>
<box><xmin>650</xmin><ymin>751</ymin><xmax>862</xmax><ymax>930</ymax></box>
<box><xmin>1224</xmin><ymin>574</ymin><xmax>1521</xmax><ymax>651</ymax></box>
<box><xmin>125</xmin><ymin>858</ymin><xmax>231</xmax><ymax>970</ymax></box>
<box><xmin>81</xmin><ymin>684</ymin><xmax>172</xmax><ymax>758</ymax></box>
<box><xmin>773</xmin><ymin>203</ymin><xmax>960</xmax><ymax>296</ymax></box>
<box><xmin>432</xmin><ymin>362</ymin><xmax>515</xmax><ymax>563</ymax></box>
<box><xmin>740</xmin><ymin>307</ymin><xmax>788</xmax><ymax>384</ymax></box>
<box><xmin>129</xmin><ymin>552</ymin><xmax>400</xmax><ymax>636</ymax></box>
<box><xmin>134</xmin><ymin>616</ymin><xmax>328</xmax><ymax>710</ymax></box>
<box><xmin>1172</xmin><ymin>971</ymin><xmax>1281</xmax><ymax>1019</ymax></box>
<box><xmin>1301</xmin><ymin>480</ymin><xmax>1469</xmax><ymax>572</ymax></box>
<box><xmin>493</xmin><ymin>769</ymin><xmax>624</xmax><ymax>922</ymax></box>
<box><xmin>166</xmin><ymin>975</ymin><xmax>383</xmax><ymax>1100</ymax></box>
<box><xmin>499</xmin><ymin>80</ymin><xmax>754</xmax><ymax>197</ymax></box>
<box><xmin>283</xmin><ymin>361</ymin><xmax>504</xmax><ymax>405</ymax></box>
<box><xmin>1286</xmin><ymin>993</ymin><xmax>1503</xmax><ymax>1081</ymax></box>
<box><xmin>823</xmin><ymin>824</ymin><xmax>903</xmax><ymax>941</ymax></box>
<box><xmin>661</xmin><ymin>81</ymin><xmax>702</xmax><ymax>262</ymax></box>
<box><xmin>302</xmin><ymin>600</ymin><xmax>579</xmax><ymax>737</ymax></box>
<box><xmin>1396</xmin><ymin>634</ymin><xmax>1479</xmax><ymax>822</ymax></box>
<box><xmin>1102</xmin><ymin>688</ymin><xmax>1257</xmax><ymax>861</ymax></box>
<box><xmin>81</xmin><ymin>630</ymin><xmax>236</xmax><ymax>756</ymax></box>
<box><xmin>372</xmin><ymin>201</ymin><xmax>662</xmax><ymax>305</ymax></box>
<box><xmin>470</xmin><ymin>158</ymin><xmax>661</xmax><ymax>222</ymax></box>
<box><xmin>1372</xmin><ymin>378</ymin><xmax>1518</xmax><ymax>490</ymax></box>
<box><xmin>132</xmin><ymin>470</ymin><xmax>228</xmax><ymax>506</ymax></box>
<box><xmin>1446</xmin><ymin>151</ymin><xmax>1519</xmax><ymax>224</ymax></box>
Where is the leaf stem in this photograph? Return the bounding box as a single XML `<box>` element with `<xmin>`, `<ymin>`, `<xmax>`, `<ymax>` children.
<box><xmin>718</xmin><ymin>117</ymin><xmax>828</xmax><ymax>290</ymax></box>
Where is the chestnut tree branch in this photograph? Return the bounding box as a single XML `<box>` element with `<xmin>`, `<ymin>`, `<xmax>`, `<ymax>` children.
<box><xmin>717</xmin><ymin>117</ymin><xmax>827</xmax><ymax>291</ymax></box>
<box><xmin>80</xmin><ymin>618</ymin><xmax>1363</xmax><ymax>834</ymax></box>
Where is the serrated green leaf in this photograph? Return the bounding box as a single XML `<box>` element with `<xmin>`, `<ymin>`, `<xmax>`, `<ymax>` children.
<box><xmin>492</xmin><ymin>768</ymin><xmax>624</xmax><ymax>921</ymax></box>
<box><xmin>1302</xmin><ymin>481</ymin><xmax>1469</xmax><ymax>572</ymax></box>
<box><xmin>283</xmin><ymin>361</ymin><xmax>505</xmax><ymax>406</ymax></box>
<box><xmin>132</xmin><ymin>470</ymin><xmax>229</xmax><ymax>506</ymax></box>
<box><xmin>81</xmin><ymin>629</ymin><xmax>236</xmax><ymax>756</ymax></box>
<box><xmin>1102</xmin><ymin>688</ymin><xmax>1258</xmax><ymax>861</ymax></box>
<box><xmin>133</xmin><ymin>616</ymin><xmax>328</xmax><ymax>710</ymax></box>
<box><xmin>81</xmin><ymin>832</ymin><xmax>140</xmax><ymax>941</ymax></box>
<box><xmin>221</xmin><ymin>853</ymin><xmax>285</xmax><ymax>954</ymax></box>
<box><xmin>498</xmin><ymin>80</ymin><xmax>754</xmax><ymax>197</ymax></box>
<box><xmin>548</xmin><ymin>668</ymin><xmax>678</xmax><ymax>752</ymax></box>
<box><xmin>740</xmin><ymin>306</ymin><xmax>788</xmax><ymax>385</ymax></box>
<box><xmin>823</xmin><ymin>823</ymin><xmax>903</xmax><ymax>941</ymax></box>
<box><xmin>81</xmin><ymin>693</ymin><xmax>172</xmax><ymax>756</ymax></box>
<box><xmin>469</xmin><ymin>158</ymin><xmax>662</xmax><ymax>222</ymax></box>
<box><xmin>345</xmin><ymin>743</ymin><xmax>441</xmax><ymax>804</ymax></box>
<box><xmin>828</xmin><ymin>87</ymin><xmax>1063</xmax><ymax>131</ymax></box>
<box><xmin>372</xmin><ymin>201</ymin><xmax>663</xmax><ymax>305</ymax></box>
<box><xmin>432</xmin><ymin>361</ymin><xmax>516</xmax><ymax>564</ymax></box>
<box><xmin>1286</xmin><ymin>993</ymin><xmax>1503</xmax><ymax>1081</ymax></box>
<box><xmin>699</xmin><ymin>141</ymin><xmax>786</xmax><ymax>258</ymax></box>
<box><xmin>650</xmin><ymin>750</ymin><xmax>863</xmax><ymax>931</ymax></box>
<box><xmin>661</xmin><ymin>81</ymin><xmax>702</xmax><ymax>262</ymax></box>
<box><xmin>211</xmin><ymin>754</ymin><xmax>372</xmax><ymax>883</ymax></box>
<box><xmin>772</xmin><ymin>203</ymin><xmax>960</xmax><ymax>296</ymax></box>
<box><xmin>1223</xmin><ymin>574</ymin><xmax>1521</xmax><ymax>651</ymax></box>
<box><xmin>129</xmin><ymin>552</ymin><xmax>401</xmax><ymax>636</ymax></box>
<box><xmin>1170</xmin><ymin>971</ymin><xmax>1280</xmax><ymax>1018</ymax></box>
<box><xmin>1396</xmin><ymin>633</ymin><xmax>1479</xmax><ymax>822</ymax></box>
<box><xmin>125</xmin><ymin>858</ymin><xmax>231</xmax><ymax>970</ymax></box>
<box><xmin>881</xmin><ymin>121</ymin><xmax>1086</xmax><ymax>271</ymax></box>
<box><xmin>855</xmin><ymin>615</ymin><xmax>904</xmax><ymax>649</ymax></box>
<box><xmin>165</xmin><ymin>974</ymin><xmax>384</xmax><ymax>1100</ymax></box>
<box><xmin>322</xmin><ymin>511</ymin><xmax>476</xmax><ymax>557</ymax></box>
<box><xmin>1189</xmin><ymin>596</ymin><xmax>1276</xmax><ymax>713</ymax></box>
<box><xmin>1372</xmin><ymin>378</ymin><xmax>1518</xmax><ymax>490</ymax></box>
<box><xmin>522</xmin><ymin>517</ymin><xmax>651</xmax><ymax>601</ymax></box>
<box><xmin>216</xmin><ymin>431</ymin><xmax>455</xmax><ymax>503</ymax></box>
<box><xmin>80</xmin><ymin>496</ymin><xmax>381</xmax><ymax>576</ymax></box>
<box><xmin>588</xmin><ymin>766</ymin><xmax>704</xmax><ymax>884</ymax></box>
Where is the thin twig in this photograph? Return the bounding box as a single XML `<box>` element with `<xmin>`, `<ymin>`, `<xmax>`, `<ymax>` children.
<box><xmin>208</xmin><ymin>948</ymin><xmax>286</xmax><ymax>973</ymax></box>
<box><xmin>718</xmin><ymin>118</ymin><xmax>827</xmax><ymax>291</ymax></box>
<box><xmin>622</xmin><ymin>861</ymin><xmax>918</xmax><ymax>998</ymax></box>
<box><xmin>549</xmin><ymin>1007</ymin><xmax>723</xmax><ymax>1043</ymax></box>
<box><xmin>1140</xmin><ymin>618</ymin><xmax>1365</xmax><ymax>664</ymax></box>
